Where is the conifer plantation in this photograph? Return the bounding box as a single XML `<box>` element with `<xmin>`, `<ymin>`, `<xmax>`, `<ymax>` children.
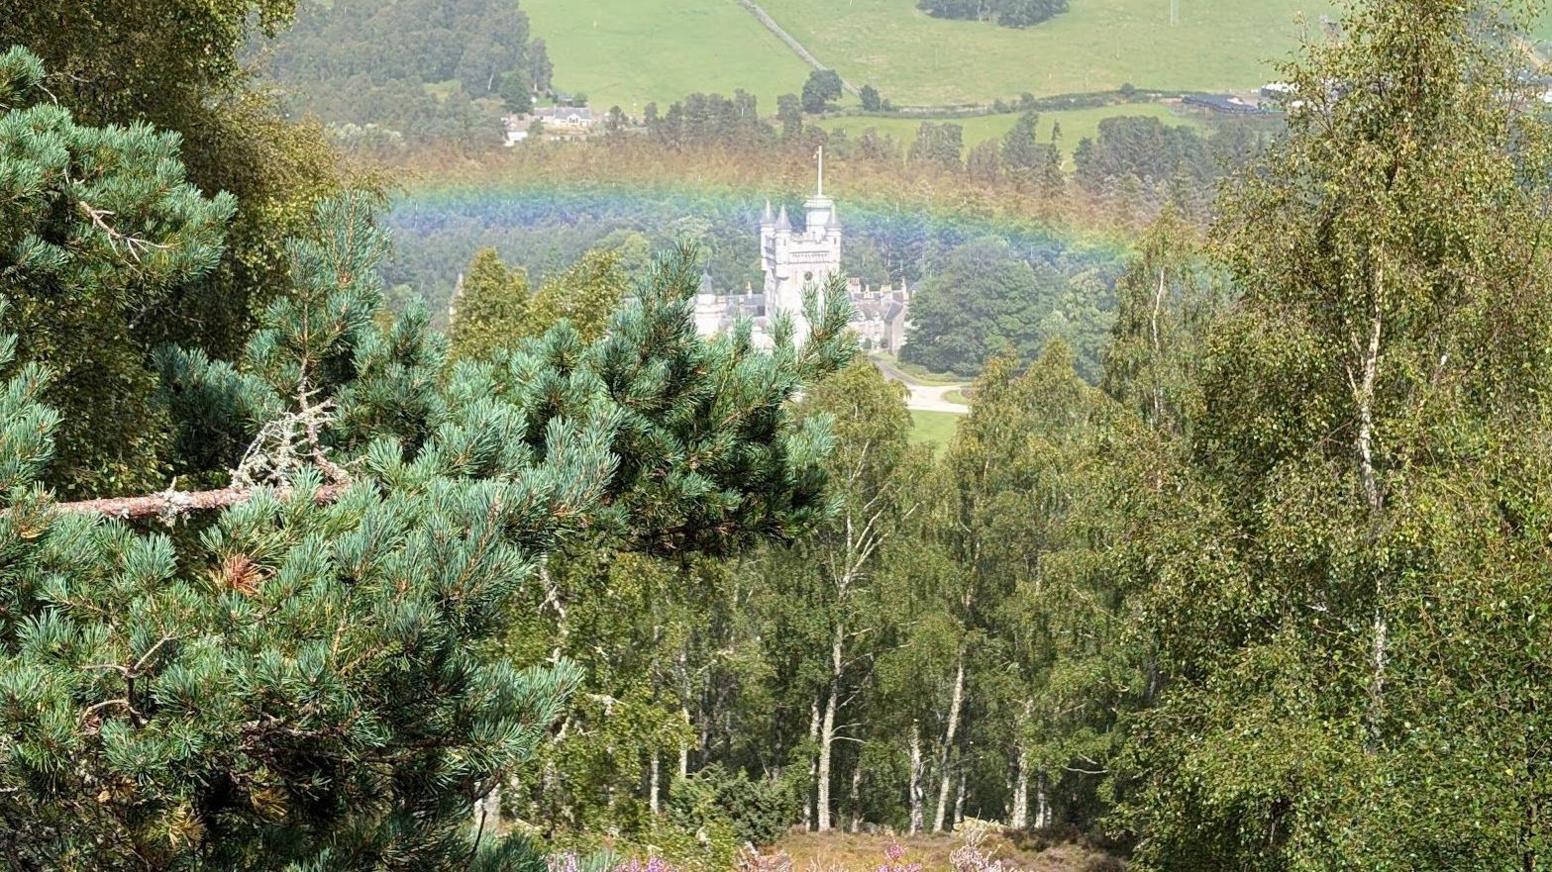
<box><xmin>5</xmin><ymin>0</ymin><xmax>1552</xmax><ymax>870</ymax></box>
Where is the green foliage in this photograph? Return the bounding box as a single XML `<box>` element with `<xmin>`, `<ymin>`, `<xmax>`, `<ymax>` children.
<box><xmin>0</xmin><ymin>147</ymin><xmax>856</xmax><ymax>866</ymax></box>
<box><xmin>5</xmin><ymin>0</ymin><xmax>348</xmax><ymax>356</ymax></box>
<box><xmin>900</xmin><ymin>237</ymin><xmax>1114</xmax><ymax>379</ymax></box>
<box><xmin>260</xmin><ymin>0</ymin><xmax>544</xmax><ymax>148</ymax></box>
<box><xmin>1117</xmin><ymin>1</ymin><xmax>1552</xmax><ymax>868</ymax></box>
<box><xmin>670</xmin><ymin>763</ymin><xmax>798</xmax><ymax>847</ymax></box>
<box><xmin>916</xmin><ymin>0</ymin><xmax>1070</xmax><ymax>28</ymax></box>
<box><xmin>802</xmin><ymin>70</ymin><xmax>844</xmax><ymax>115</ymax></box>
<box><xmin>907</xmin><ymin>122</ymin><xmax>964</xmax><ymax>170</ymax></box>
<box><xmin>450</xmin><ymin>248</ymin><xmax>533</xmax><ymax>362</ymax></box>
<box><xmin>0</xmin><ymin>47</ymin><xmax>236</xmax><ymax>495</ymax></box>
<box><xmin>1000</xmin><ymin>111</ymin><xmax>1063</xmax><ymax>192</ymax></box>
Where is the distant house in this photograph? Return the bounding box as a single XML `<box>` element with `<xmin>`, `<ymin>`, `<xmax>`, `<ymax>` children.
<box><xmin>534</xmin><ymin>105</ymin><xmax>595</xmax><ymax>129</ymax></box>
<box><xmin>1182</xmin><ymin>93</ymin><xmax>1269</xmax><ymax>115</ymax></box>
<box><xmin>503</xmin><ymin>105</ymin><xmax>596</xmax><ymax>145</ymax></box>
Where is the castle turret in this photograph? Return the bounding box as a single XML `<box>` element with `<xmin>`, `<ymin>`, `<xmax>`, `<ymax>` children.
<box><xmin>762</xmin><ymin>148</ymin><xmax>841</xmax><ymax>346</ymax></box>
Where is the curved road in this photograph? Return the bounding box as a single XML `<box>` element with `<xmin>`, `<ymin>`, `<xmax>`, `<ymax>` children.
<box><xmin>871</xmin><ymin>356</ymin><xmax>970</xmax><ymax>415</ymax></box>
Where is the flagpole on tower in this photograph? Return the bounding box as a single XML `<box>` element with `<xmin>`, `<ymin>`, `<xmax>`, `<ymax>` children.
<box><xmin>816</xmin><ymin>145</ymin><xmax>824</xmax><ymax>196</ymax></box>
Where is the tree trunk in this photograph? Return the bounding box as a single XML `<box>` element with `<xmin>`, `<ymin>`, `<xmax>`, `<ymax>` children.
<box><xmin>649</xmin><ymin>749</ymin><xmax>661</xmax><ymax>815</ymax></box>
<box><xmin>849</xmin><ymin>760</ymin><xmax>864</xmax><ymax>833</ymax></box>
<box><xmin>1011</xmin><ymin>745</ymin><xmax>1030</xmax><ymax>829</ymax></box>
<box><xmin>932</xmin><ymin>653</ymin><xmax>966</xmax><ymax>833</ymax></box>
<box><xmin>1010</xmin><ymin>698</ymin><xmax>1032</xmax><ymax>829</ymax></box>
<box><xmin>954</xmin><ymin>766</ymin><xmax>966</xmax><ymax>828</ymax></box>
<box><xmin>1036</xmin><ymin>771</ymin><xmax>1052</xmax><ymax>829</ymax></box>
<box><xmin>1151</xmin><ymin>266</ymin><xmax>1167</xmax><ymax>426</ymax></box>
<box><xmin>679</xmin><ymin>705</ymin><xmax>691</xmax><ymax>780</ymax></box>
<box><xmin>817</xmin><ymin>625</ymin><xmax>843</xmax><ymax>832</ymax></box>
<box><xmin>909</xmin><ymin>721</ymin><xmax>925</xmax><ymax>835</ymax></box>
<box><xmin>1352</xmin><ymin>280</ymin><xmax>1386</xmax><ymax>739</ymax></box>
<box><xmin>804</xmin><ymin>698</ymin><xmax>820</xmax><ymax>830</ymax></box>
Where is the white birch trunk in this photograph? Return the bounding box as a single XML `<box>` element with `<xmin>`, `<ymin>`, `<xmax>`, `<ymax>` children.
<box><xmin>932</xmin><ymin>653</ymin><xmax>966</xmax><ymax>833</ymax></box>
<box><xmin>1036</xmin><ymin>771</ymin><xmax>1052</xmax><ymax>829</ymax></box>
<box><xmin>909</xmin><ymin>721</ymin><xmax>925</xmax><ymax>835</ymax></box>
<box><xmin>1011</xmin><ymin>745</ymin><xmax>1030</xmax><ymax>829</ymax></box>
<box><xmin>849</xmin><ymin>761</ymin><xmax>864</xmax><ymax>833</ymax></box>
<box><xmin>816</xmin><ymin>624</ymin><xmax>843</xmax><ymax>832</ymax></box>
<box><xmin>1350</xmin><ymin>280</ymin><xmax>1386</xmax><ymax>737</ymax></box>
<box><xmin>649</xmin><ymin>749</ymin><xmax>660</xmax><ymax>815</ymax></box>
<box><xmin>804</xmin><ymin>698</ymin><xmax>820</xmax><ymax>830</ymax></box>
<box><xmin>954</xmin><ymin>767</ymin><xmax>966</xmax><ymax>828</ymax></box>
<box><xmin>679</xmin><ymin>705</ymin><xmax>691</xmax><ymax>780</ymax></box>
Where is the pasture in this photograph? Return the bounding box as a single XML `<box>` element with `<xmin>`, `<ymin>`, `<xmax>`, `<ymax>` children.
<box><xmin>523</xmin><ymin>0</ymin><xmax>813</xmax><ymax>112</ymax></box>
<box><xmin>529</xmin><ymin>0</ymin><xmax>1340</xmax><ymax>112</ymax></box>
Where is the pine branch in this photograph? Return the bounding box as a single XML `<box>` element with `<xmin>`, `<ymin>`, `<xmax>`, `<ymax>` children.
<box><xmin>52</xmin><ymin>483</ymin><xmax>352</xmax><ymax>519</ymax></box>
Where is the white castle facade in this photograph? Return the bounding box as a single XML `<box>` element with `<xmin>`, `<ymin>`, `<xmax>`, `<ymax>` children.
<box><xmin>694</xmin><ymin>150</ymin><xmax>911</xmax><ymax>352</ymax></box>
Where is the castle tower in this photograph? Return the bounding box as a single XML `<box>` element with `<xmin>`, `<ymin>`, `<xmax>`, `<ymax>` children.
<box><xmin>762</xmin><ymin>147</ymin><xmax>841</xmax><ymax>345</ymax></box>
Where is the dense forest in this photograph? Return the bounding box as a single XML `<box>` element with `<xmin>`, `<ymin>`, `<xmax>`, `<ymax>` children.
<box><xmin>255</xmin><ymin>0</ymin><xmax>553</xmax><ymax>147</ymax></box>
<box><xmin>4</xmin><ymin>0</ymin><xmax>1552</xmax><ymax>870</ymax></box>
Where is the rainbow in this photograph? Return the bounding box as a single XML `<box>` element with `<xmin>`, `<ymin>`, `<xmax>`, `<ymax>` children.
<box><xmin>378</xmin><ymin>151</ymin><xmax>1138</xmax><ymax>322</ymax></box>
<box><xmin>388</xmin><ymin>177</ymin><xmax>1130</xmax><ymax>269</ymax></box>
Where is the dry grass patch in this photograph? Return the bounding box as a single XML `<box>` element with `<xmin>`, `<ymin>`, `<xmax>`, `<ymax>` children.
<box><xmin>769</xmin><ymin>830</ymin><xmax>1118</xmax><ymax>872</ymax></box>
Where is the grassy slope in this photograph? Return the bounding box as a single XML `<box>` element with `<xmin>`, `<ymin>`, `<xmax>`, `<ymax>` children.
<box><xmin>527</xmin><ymin>2</ymin><xmax>1552</xmax><ymax>112</ymax></box>
<box><xmin>760</xmin><ymin>0</ymin><xmax>1337</xmax><ymax>104</ymax></box>
<box><xmin>827</xmin><ymin>101</ymin><xmax>1205</xmax><ymax>166</ymax></box>
<box><xmin>523</xmin><ymin>0</ymin><xmax>812</xmax><ymax>112</ymax></box>
<box><xmin>527</xmin><ymin>0</ymin><xmax>1336</xmax><ymax>112</ymax></box>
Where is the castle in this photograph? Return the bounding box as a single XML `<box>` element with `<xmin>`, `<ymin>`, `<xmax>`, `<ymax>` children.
<box><xmin>694</xmin><ymin>149</ymin><xmax>911</xmax><ymax>352</ymax></box>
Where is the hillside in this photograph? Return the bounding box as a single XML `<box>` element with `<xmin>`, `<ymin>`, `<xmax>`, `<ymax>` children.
<box><xmin>523</xmin><ymin>0</ymin><xmax>812</xmax><ymax>113</ymax></box>
<box><xmin>527</xmin><ymin>0</ymin><xmax>1339</xmax><ymax>111</ymax></box>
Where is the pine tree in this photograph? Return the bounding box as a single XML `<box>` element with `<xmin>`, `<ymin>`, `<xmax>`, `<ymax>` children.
<box><xmin>0</xmin><ymin>46</ymin><xmax>236</xmax><ymax>497</ymax></box>
<box><xmin>0</xmin><ymin>53</ymin><xmax>857</xmax><ymax>864</ymax></box>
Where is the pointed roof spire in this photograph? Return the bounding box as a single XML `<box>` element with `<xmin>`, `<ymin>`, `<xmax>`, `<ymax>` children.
<box><xmin>775</xmin><ymin>205</ymin><xmax>791</xmax><ymax>231</ymax></box>
<box><xmin>762</xmin><ymin>199</ymin><xmax>774</xmax><ymax>225</ymax></box>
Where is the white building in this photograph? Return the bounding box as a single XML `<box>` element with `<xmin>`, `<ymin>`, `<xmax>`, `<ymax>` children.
<box><xmin>694</xmin><ymin>150</ymin><xmax>911</xmax><ymax>351</ymax></box>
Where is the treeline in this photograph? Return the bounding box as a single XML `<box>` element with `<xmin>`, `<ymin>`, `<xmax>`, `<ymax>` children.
<box><xmin>918</xmin><ymin>0</ymin><xmax>1071</xmax><ymax>28</ymax></box>
<box><xmin>255</xmin><ymin>0</ymin><xmax>553</xmax><ymax>149</ymax></box>
<box><xmin>630</xmin><ymin>88</ymin><xmax>1268</xmax><ymax>215</ymax></box>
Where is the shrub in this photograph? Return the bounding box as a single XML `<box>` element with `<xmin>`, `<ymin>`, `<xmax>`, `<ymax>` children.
<box><xmin>670</xmin><ymin>764</ymin><xmax>798</xmax><ymax>847</ymax></box>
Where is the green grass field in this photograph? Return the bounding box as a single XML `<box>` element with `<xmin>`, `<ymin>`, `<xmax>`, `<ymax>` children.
<box><xmin>755</xmin><ymin>0</ymin><xmax>1338</xmax><ymax>104</ymax></box>
<box><xmin>529</xmin><ymin>2</ymin><xmax>1552</xmax><ymax>113</ymax></box>
<box><xmin>827</xmin><ymin>102</ymin><xmax>1204</xmax><ymax>167</ymax></box>
<box><xmin>910</xmin><ymin>410</ymin><xmax>963</xmax><ymax>449</ymax></box>
<box><xmin>523</xmin><ymin>0</ymin><xmax>813</xmax><ymax>112</ymax></box>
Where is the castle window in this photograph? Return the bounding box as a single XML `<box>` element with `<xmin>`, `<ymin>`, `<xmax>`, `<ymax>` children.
<box><xmin>804</xmin><ymin>271</ymin><xmax>814</xmax><ymax>281</ymax></box>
